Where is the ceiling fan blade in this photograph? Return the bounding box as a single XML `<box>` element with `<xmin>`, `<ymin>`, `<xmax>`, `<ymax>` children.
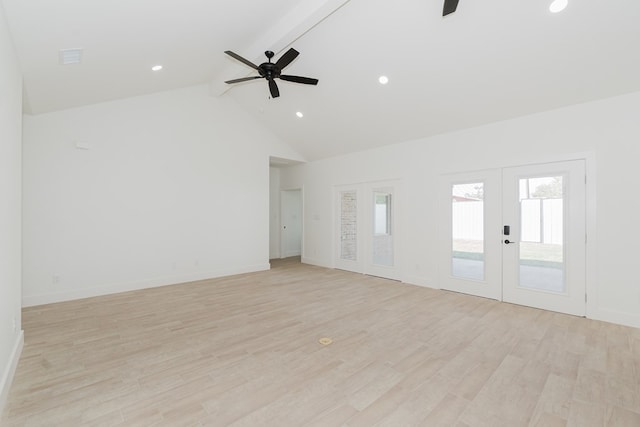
<box><xmin>225</xmin><ymin>76</ymin><xmax>262</xmax><ymax>84</ymax></box>
<box><xmin>268</xmin><ymin>79</ymin><xmax>280</xmax><ymax>98</ymax></box>
<box><xmin>224</xmin><ymin>51</ymin><xmax>259</xmax><ymax>70</ymax></box>
<box><xmin>275</xmin><ymin>48</ymin><xmax>299</xmax><ymax>70</ymax></box>
<box><xmin>280</xmin><ymin>75</ymin><xmax>319</xmax><ymax>85</ymax></box>
<box><xmin>443</xmin><ymin>0</ymin><xmax>459</xmax><ymax>16</ymax></box>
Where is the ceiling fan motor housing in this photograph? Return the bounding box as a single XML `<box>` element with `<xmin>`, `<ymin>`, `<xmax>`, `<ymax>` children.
<box><xmin>259</xmin><ymin>62</ymin><xmax>280</xmax><ymax>80</ymax></box>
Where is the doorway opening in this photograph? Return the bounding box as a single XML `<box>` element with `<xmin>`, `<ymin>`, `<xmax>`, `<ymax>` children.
<box><xmin>269</xmin><ymin>160</ymin><xmax>304</xmax><ymax>265</ymax></box>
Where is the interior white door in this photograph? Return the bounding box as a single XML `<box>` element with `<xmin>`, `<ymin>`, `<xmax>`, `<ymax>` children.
<box><xmin>439</xmin><ymin>170</ymin><xmax>502</xmax><ymax>300</ymax></box>
<box><xmin>281</xmin><ymin>189</ymin><xmax>302</xmax><ymax>258</ymax></box>
<box><xmin>502</xmin><ymin>160</ymin><xmax>586</xmax><ymax>316</ymax></box>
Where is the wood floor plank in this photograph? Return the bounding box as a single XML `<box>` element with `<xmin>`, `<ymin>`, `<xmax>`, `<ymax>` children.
<box><xmin>529</xmin><ymin>373</ymin><xmax>574</xmax><ymax>425</ymax></box>
<box><xmin>420</xmin><ymin>393</ymin><xmax>470</xmax><ymax>426</ymax></box>
<box><xmin>2</xmin><ymin>257</ymin><xmax>639</xmax><ymax>426</ymax></box>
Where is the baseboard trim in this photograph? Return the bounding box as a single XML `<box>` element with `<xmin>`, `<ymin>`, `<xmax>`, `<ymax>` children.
<box><xmin>591</xmin><ymin>308</ymin><xmax>640</xmax><ymax>329</ymax></box>
<box><xmin>281</xmin><ymin>251</ymin><xmax>302</xmax><ymax>258</ymax></box>
<box><xmin>301</xmin><ymin>257</ymin><xmax>333</xmax><ymax>269</ymax></box>
<box><xmin>402</xmin><ymin>275</ymin><xmax>440</xmax><ymax>290</ymax></box>
<box><xmin>22</xmin><ymin>264</ymin><xmax>270</xmax><ymax>307</ymax></box>
<box><xmin>0</xmin><ymin>330</ymin><xmax>23</xmax><ymax>418</ymax></box>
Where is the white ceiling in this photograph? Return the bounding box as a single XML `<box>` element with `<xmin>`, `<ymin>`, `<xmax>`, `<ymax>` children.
<box><xmin>4</xmin><ymin>0</ymin><xmax>640</xmax><ymax>161</ymax></box>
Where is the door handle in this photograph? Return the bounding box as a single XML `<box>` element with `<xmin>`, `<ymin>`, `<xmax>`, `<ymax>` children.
<box><xmin>504</xmin><ymin>239</ymin><xmax>515</xmax><ymax>244</ymax></box>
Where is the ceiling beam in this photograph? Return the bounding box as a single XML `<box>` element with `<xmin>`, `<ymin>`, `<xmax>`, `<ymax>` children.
<box><xmin>210</xmin><ymin>0</ymin><xmax>352</xmax><ymax>97</ymax></box>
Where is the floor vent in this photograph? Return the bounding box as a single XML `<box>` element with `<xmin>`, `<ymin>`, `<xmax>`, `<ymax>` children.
<box><xmin>318</xmin><ymin>337</ymin><xmax>333</xmax><ymax>346</ymax></box>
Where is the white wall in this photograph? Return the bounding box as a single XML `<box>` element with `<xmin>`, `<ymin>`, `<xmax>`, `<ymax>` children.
<box><xmin>280</xmin><ymin>90</ymin><xmax>640</xmax><ymax>329</ymax></box>
<box><xmin>22</xmin><ymin>84</ymin><xmax>304</xmax><ymax>306</ymax></box>
<box><xmin>0</xmin><ymin>1</ymin><xmax>23</xmax><ymax>414</ymax></box>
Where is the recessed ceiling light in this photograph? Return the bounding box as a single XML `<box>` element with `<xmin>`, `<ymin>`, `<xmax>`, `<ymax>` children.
<box><xmin>549</xmin><ymin>0</ymin><xmax>568</xmax><ymax>13</ymax></box>
<box><xmin>296</xmin><ymin>112</ymin><xmax>304</xmax><ymax>118</ymax></box>
<box><xmin>379</xmin><ymin>76</ymin><xmax>389</xmax><ymax>85</ymax></box>
<box><xmin>151</xmin><ymin>65</ymin><xmax>163</xmax><ymax>71</ymax></box>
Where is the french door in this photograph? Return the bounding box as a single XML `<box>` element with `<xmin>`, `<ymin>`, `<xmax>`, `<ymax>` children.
<box><xmin>439</xmin><ymin>160</ymin><xmax>586</xmax><ymax>316</ymax></box>
<box><xmin>335</xmin><ymin>181</ymin><xmax>401</xmax><ymax>280</ymax></box>
<box><xmin>502</xmin><ymin>161</ymin><xmax>586</xmax><ymax>315</ymax></box>
<box><xmin>439</xmin><ymin>170</ymin><xmax>502</xmax><ymax>300</ymax></box>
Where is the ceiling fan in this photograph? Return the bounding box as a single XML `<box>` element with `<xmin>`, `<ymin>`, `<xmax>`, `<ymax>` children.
<box><xmin>443</xmin><ymin>0</ymin><xmax>460</xmax><ymax>16</ymax></box>
<box><xmin>224</xmin><ymin>48</ymin><xmax>319</xmax><ymax>99</ymax></box>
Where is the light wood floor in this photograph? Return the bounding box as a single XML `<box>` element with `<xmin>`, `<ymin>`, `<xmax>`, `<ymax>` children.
<box><xmin>3</xmin><ymin>258</ymin><xmax>640</xmax><ymax>426</ymax></box>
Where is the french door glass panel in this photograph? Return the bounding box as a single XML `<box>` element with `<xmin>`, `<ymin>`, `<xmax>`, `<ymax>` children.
<box><xmin>518</xmin><ymin>176</ymin><xmax>565</xmax><ymax>293</ymax></box>
<box><xmin>335</xmin><ymin>186</ymin><xmax>362</xmax><ymax>273</ymax></box>
<box><xmin>340</xmin><ymin>191</ymin><xmax>358</xmax><ymax>262</ymax></box>
<box><xmin>452</xmin><ymin>182</ymin><xmax>485</xmax><ymax>281</ymax></box>
<box><xmin>373</xmin><ymin>191</ymin><xmax>393</xmax><ymax>267</ymax></box>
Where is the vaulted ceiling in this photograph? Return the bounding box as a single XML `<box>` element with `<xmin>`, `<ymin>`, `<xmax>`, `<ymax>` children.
<box><xmin>3</xmin><ymin>0</ymin><xmax>640</xmax><ymax>160</ymax></box>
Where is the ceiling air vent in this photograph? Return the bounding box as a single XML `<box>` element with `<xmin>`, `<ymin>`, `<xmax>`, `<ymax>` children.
<box><xmin>59</xmin><ymin>48</ymin><xmax>83</xmax><ymax>65</ymax></box>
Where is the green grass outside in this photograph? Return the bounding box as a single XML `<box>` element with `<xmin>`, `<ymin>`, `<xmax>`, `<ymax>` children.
<box><xmin>453</xmin><ymin>240</ymin><xmax>564</xmax><ymax>269</ymax></box>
